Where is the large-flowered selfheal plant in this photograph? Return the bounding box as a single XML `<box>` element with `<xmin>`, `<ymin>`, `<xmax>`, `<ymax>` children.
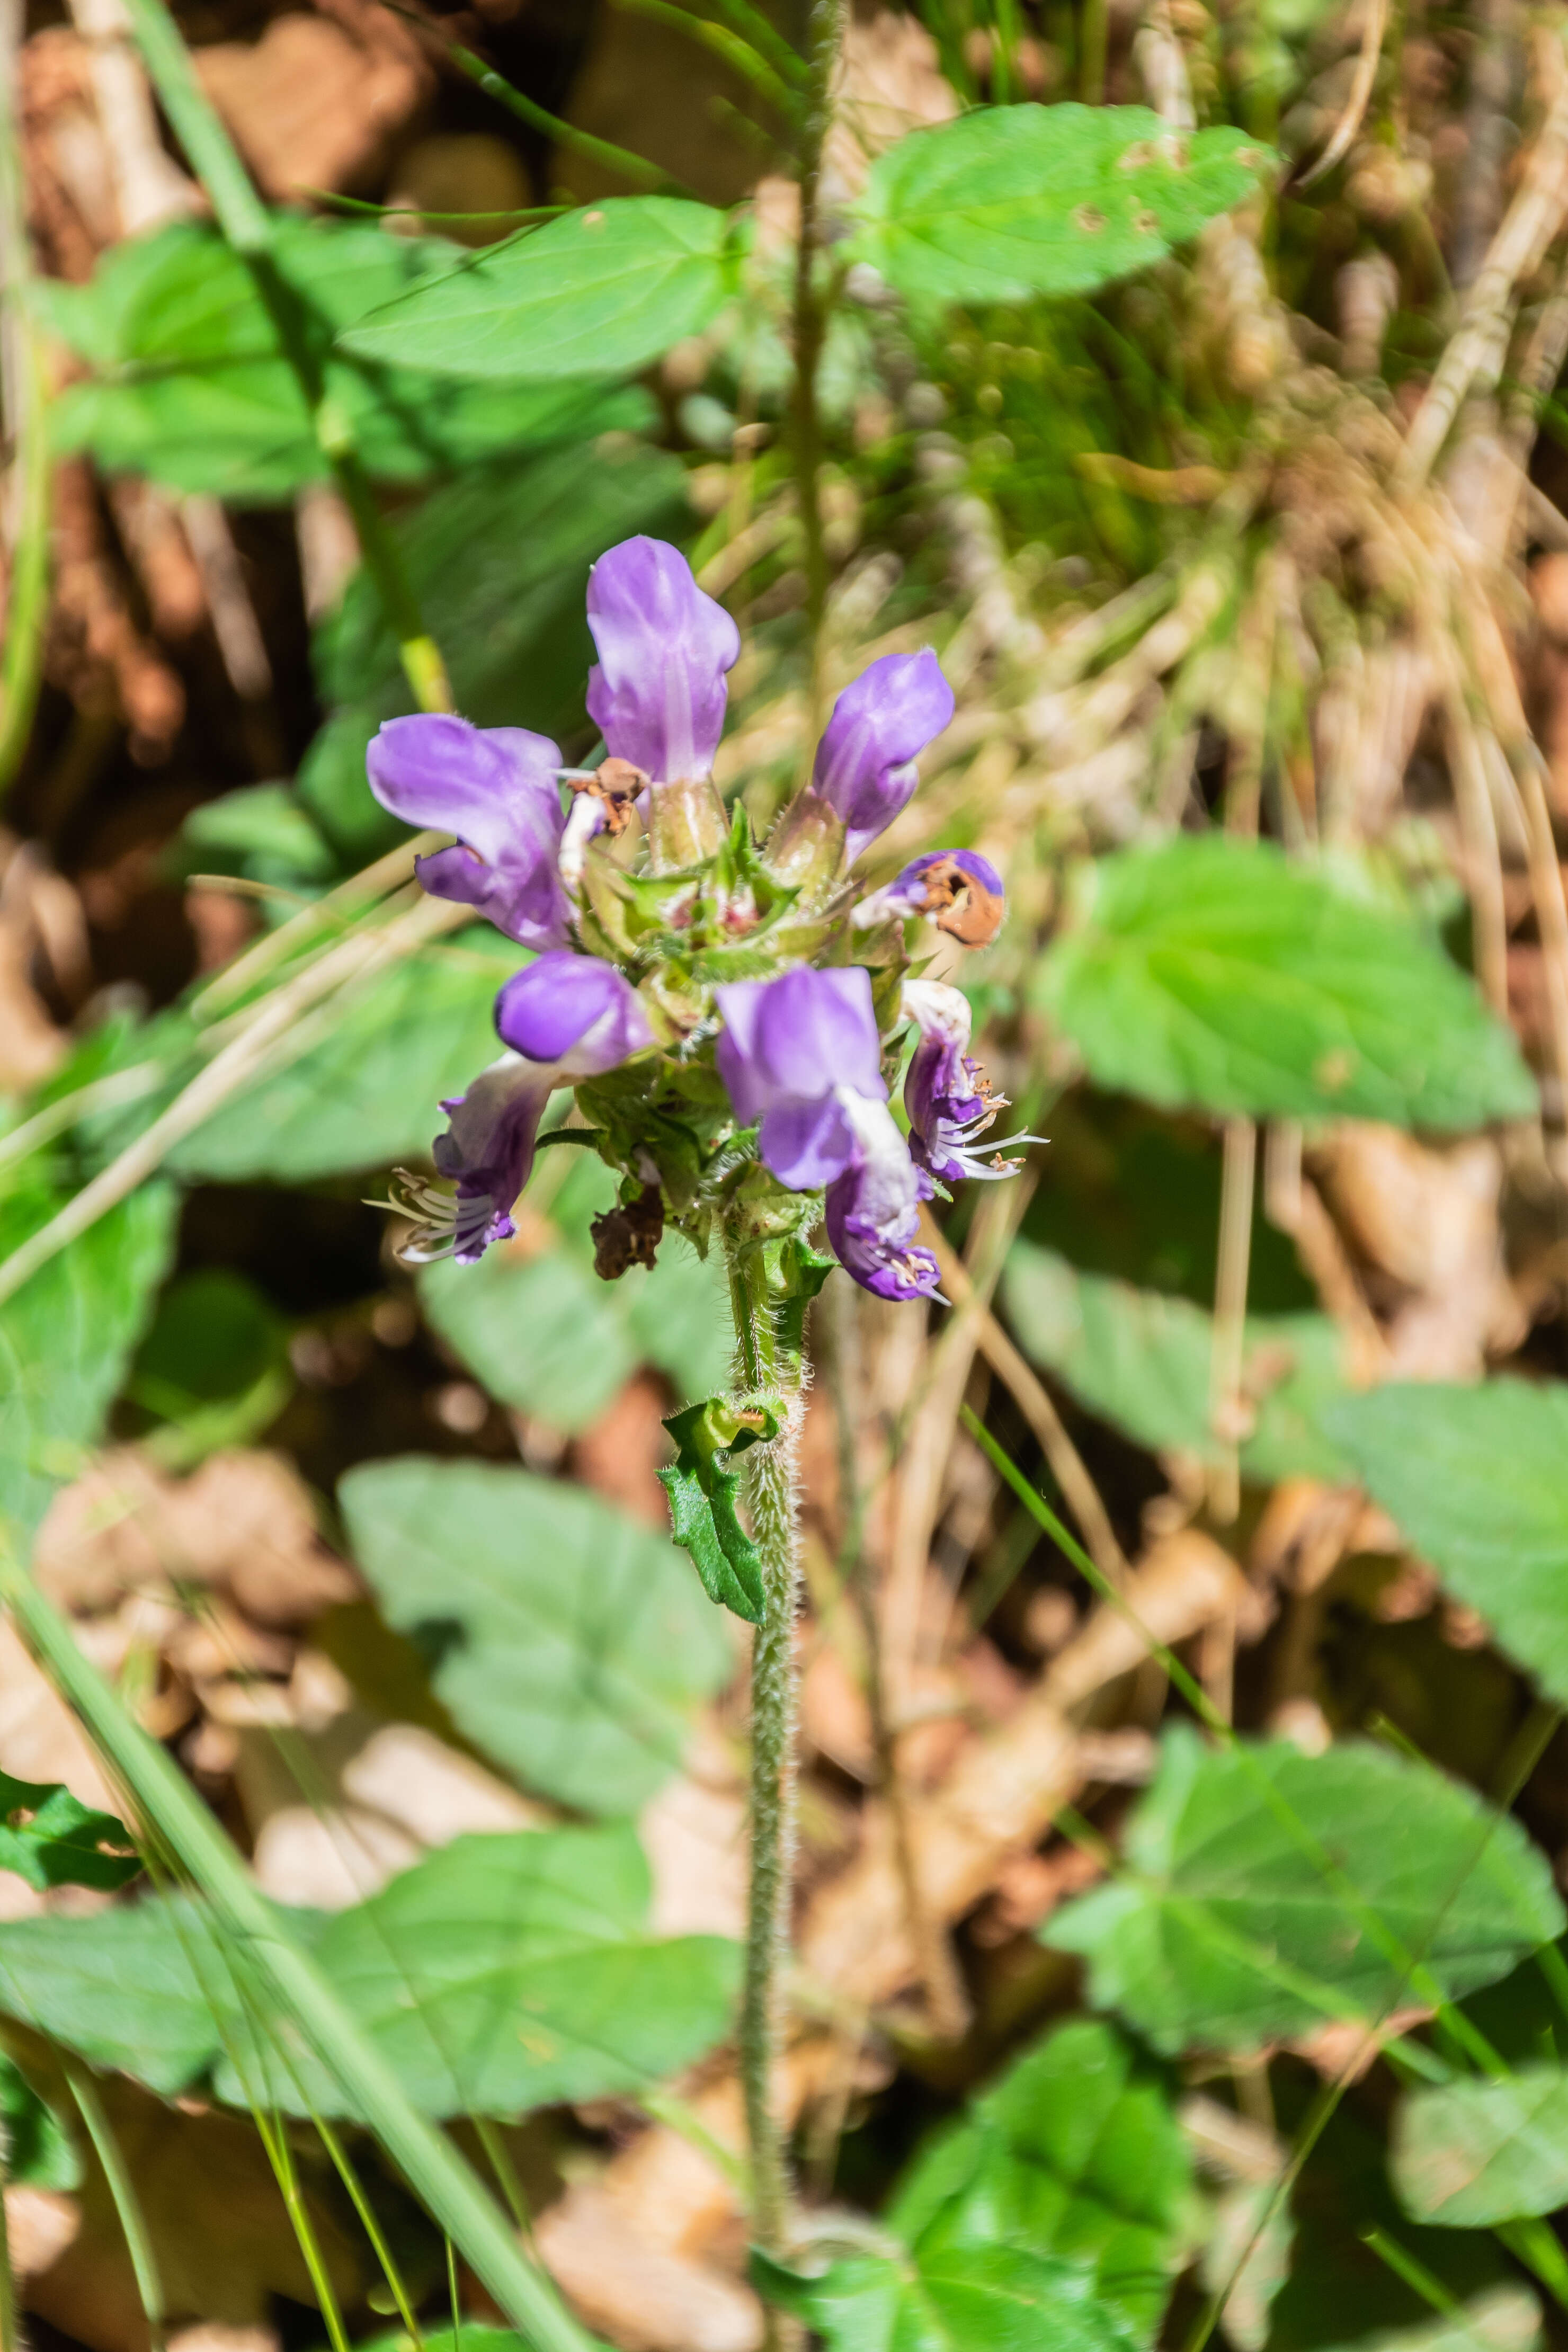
<box><xmin>368</xmin><ymin>533</ymin><xmax>1034</xmax><ymax>2257</ymax></box>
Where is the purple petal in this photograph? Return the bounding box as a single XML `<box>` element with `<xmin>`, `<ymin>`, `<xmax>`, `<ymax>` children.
<box><xmin>757</xmin><ymin>1095</ymin><xmax>859</xmax><ymax>1189</ymax></box>
<box><xmin>415</xmin><ymin>843</ymin><xmax>572</xmax><ymax>954</ymax></box>
<box><xmin>585</xmin><ymin>537</ymin><xmax>740</xmax><ymax>782</ymax></box>
<box><xmin>715</xmin><ymin>968</ymin><xmax>884</xmax><ymax>1114</ymax></box>
<box><xmin>812</xmin><ymin>651</ymin><xmax>955</xmax><ymax>861</ymax></box>
<box><xmin>825</xmin><ymin>1141</ymin><xmax>941</xmax><ymax>1303</ymax></box>
<box><xmin>430</xmin><ymin>1056</ymin><xmax>554</xmax><ymax>1263</ymax></box>
<box><xmin>368</xmin><ymin>716</ymin><xmax>563</xmax><ymax>871</ymax></box>
<box><xmin>494</xmin><ymin>950</ymin><xmax>653</xmax><ymax>1073</ymax></box>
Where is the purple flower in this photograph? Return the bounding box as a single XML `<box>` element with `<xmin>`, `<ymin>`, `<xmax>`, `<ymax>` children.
<box><xmin>367</xmin><ymin>715</ymin><xmax>572</xmax><ymax>951</ymax></box>
<box><xmin>384</xmin><ymin>954</ymin><xmax>653</xmax><ymax>1266</ymax></box>
<box><xmin>902</xmin><ymin>979</ymin><xmax>1040</xmax><ymax>1187</ymax></box>
<box><xmin>826</xmin><ymin>1152</ymin><xmax>942</xmax><ymax>1304</ymax></box>
<box><xmin>812</xmin><ymin>651</ymin><xmax>955</xmax><ymax>861</ymax></box>
<box><xmin>388</xmin><ymin>1056</ymin><xmax>553</xmax><ymax>1264</ymax></box>
<box><xmin>854</xmin><ymin>849</ymin><xmax>1006</xmax><ymax>947</ymax></box>
<box><xmin>715</xmin><ymin>967</ymin><xmax>886</xmax><ymax>1189</ymax></box>
<box><xmin>586</xmin><ymin>537</ymin><xmax>740</xmax><ymax>783</ymax></box>
<box><xmin>494</xmin><ymin>949</ymin><xmax>654</xmax><ymax>1069</ymax></box>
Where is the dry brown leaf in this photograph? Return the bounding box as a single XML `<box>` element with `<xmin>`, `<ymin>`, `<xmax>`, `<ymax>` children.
<box><xmin>8</xmin><ymin>2187</ymin><xmax>79</xmax><ymax>2279</ymax></box>
<box><xmin>569</xmin><ymin>1372</ymin><xmax>672</xmax><ymax>1529</ymax></box>
<box><xmin>194</xmin><ymin>10</ymin><xmax>429</xmax><ymax>200</ymax></box>
<box><xmin>638</xmin><ymin>1723</ymin><xmax>747</xmax><ymax>1941</ymax></box>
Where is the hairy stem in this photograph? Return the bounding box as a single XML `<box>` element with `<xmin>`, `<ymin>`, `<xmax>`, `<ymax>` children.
<box><xmin>728</xmin><ymin>1239</ymin><xmax>802</xmax><ymax>2267</ymax></box>
<box><xmin>790</xmin><ymin>0</ymin><xmax>845</xmax><ymax>750</ymax></box>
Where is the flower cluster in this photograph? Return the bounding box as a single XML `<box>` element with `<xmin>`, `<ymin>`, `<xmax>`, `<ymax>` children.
<box><xmin>372</xmin><ymin>536</ymin><xmax>1032</xmax><ymax>1310</ymax></box>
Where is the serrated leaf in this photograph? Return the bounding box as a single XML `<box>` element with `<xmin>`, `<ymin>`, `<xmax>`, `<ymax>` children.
<box><xmin>0</xmin><ymin>1183</ymin><xmax>178</xmax><ymax>1541</ymax></box>
<box><xmin>1001</xmin><ymin>1240</ymin><xmax>1351</xmax><ymax>1483</ymax></box>
<box><xmin>1035</xmin><ymin>836</ymin><xmax>1536</xmax><ymax>1128</ymax></box>
<box><xmin>36</xmin><ymin>216</ymin><xmax>643</xmax><ymax>500</ymax></box>
<box><xmin>171</xmin><ymin>931</ymin><xmax>524</xmax><ymax>1184</ymax></box>
<box><xmin>756</xmin><ymin>2241</ymin><xmax>1145</xmax><ymax>2352</ymax></box>
<box><xmin>1392</xmin><ymin>2068</ymin><xmax>1568</xmax><ymax>2228</ymax></box>
<box><xmin>890</xmin><ymin>2019</ymin><xmax>1191</xmax><ymax>2337</ymax></box>
<box><xmin>851</xmin><ymin>105</ymin><xmax>1273</xmax><ymax>305</ymax></box>
<box><xmin>336</xmin><ymin>198</ymin><xmax>735</xmax><ymax>384</ymax></box>
<box><xmin>657</xmin><ymin>1458</ymin><xmax>763</xmax><ymax>1623</ymax></box>
<box><xmin>1322</xmin><ymin>1382</ymin><xmax>1568</xmax><ymax>1715</ymax></box>
<box><xmin>1047</xmin><ymin>1726</ymin><xmax>1563</xmax><ymax>2054</ymax></box>
<box><xmin>0</xmin><ymin>1828</ymin><xmax>736</xmax><ymax>2121</ymax></box>
<box><xmin>338</xmin><ymin>1457</ymin><xmax>732</xmax><ymax>1814</ymax></box>
<box><xmin>0</xmin><ymin>1769</ymin><xmax>138</xmax><ymax>1893</ymax></box>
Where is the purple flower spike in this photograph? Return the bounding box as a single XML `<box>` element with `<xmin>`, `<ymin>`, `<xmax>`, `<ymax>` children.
<box><xmin>387</xmin><ymin>1057</ymin><xmax>553</xmax><ymax>1264</ymax></box>
<box><xmin>902</xmin><ymin>979</ymin><xmax>1043</xmax><ymax>1187</ymax></box>
<box><xmin>494</xmin><ymin>949</ymin><xmax>654</xmax><ymax>1073</ymax></box>
<box><xmin>855</xmin><ymin>849</ymin><xmax>1006</xmax><ymax>948</ymax></box>
<box><xmin>367</xmin><ymin>716</ymin><xmax>572</xmax><ymax>951</ymax></box>
<box><xmin>586</xmin><ymin>537</ymin><xmax>741</xmax><ymax>783</ymax></box>
<box><xmin>812</xmin><ymin>651</ymin><xmax>956</xmax><ymax>861</ymax></box>
<box><xmin>715</xmin><ymin>966</ymin><xmax>886</xmax><ymax>1189</ymax></box>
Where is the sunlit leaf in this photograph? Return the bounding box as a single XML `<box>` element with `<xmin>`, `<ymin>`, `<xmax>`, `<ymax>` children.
<box><xmin>34</xmin><ymin>217</ymin><xmax>645</xmax><ymax>499</ymax></box>
<box><xmin>0</xmin><ymin>1183</ymin><xmax>178</xmax><ymax>1540</ymax></box>
<box><xmin>852</xmin><ymin>105</ymin><xmax>1274</xmax><ymax>305</ymax></box>
<box><xmin>1002</xmin><ymin>1240</ymin><xmax>1351</xmax><ymax>1482</ymax></box>
<box><xmin>1035</xmin><ymin>836</ymin><xmax>1536</xmax><ymax>1128</ymax></box>
<box><xmin>755</xmin><ymin>2241</ymin><xmax>1144</xmax><ymax>2352</ymax></box>
<box><xmin>0</xmin><ymin>1828</ymin><xmax>736</xmax><ymax>2121</ymax></box>
<box><xmin>1316</xmin><ymin>2286</ymin><xmax>1540</xmax><ymax>2352</ymax></box>
<box><xmin>1324</xmin><ymin>1381</ymin><xmax>1568</xmax><ymax>1713</ymax></box>
<box><xmin>890</xmin><ymin>2019</ymin><xmax>1191</xmax><ymax>2336</ymax></box>
<box><xmin>0</xmin><ymin>1769</ymin><xmax>139</xmax><ymax>1893</ymax></box>
<box><xmin>336</xmin><ymin>198</ymin><xmax>736</xmax><ymax>384</ymax></box>
<box><xmin>1047</xmin><ymin>1727</ymin><xmax>1563</xmax><ymax>2053</ymax></box>
<box><xmin>1392</xmin><ymin>2068</ymin><xmax>1568</xmax><ymax>2228</ymax></box>
<box><xmin>338</xmin><ymin>1457</ymin><xmax>732</xmax><ymax>1814</ymax></box>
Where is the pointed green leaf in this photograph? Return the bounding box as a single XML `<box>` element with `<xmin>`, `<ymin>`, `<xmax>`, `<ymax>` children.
<box><xmin>852</xmin><ymin>104</ymin><xmax>1274</xmax><ymax>306</ymax></box>
<box><xmin>1035</xmin><ymin>836</ymin><xmax>1536</xmax><ymax>1128</ymax></box>
<box><xmin>336</xmin><ymin>198</ymin><xmax>735</xmax><ymax>384</ymax></box>
<box><xmin>1047</xmin><ymin>1727</ymin><xmax>1563</xmax><ymax>2053</ymax></box>
<box><xmin>0</xmin><ymin>1770</ymin><xmax>139</xmax><ymax>1893</ymax></box>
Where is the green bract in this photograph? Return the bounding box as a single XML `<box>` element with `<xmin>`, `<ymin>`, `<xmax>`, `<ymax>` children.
<box><xmin>850</xmin><ymin>104</ymin><xmax>1276</xmax><ymax>306</ymax></box>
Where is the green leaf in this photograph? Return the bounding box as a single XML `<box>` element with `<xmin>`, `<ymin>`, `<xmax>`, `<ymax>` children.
<box><xmin>0</xmin><ymin>1769</ymin><xmax>139</xmax><ymax>1893</ymax></box>
<box><xmin>1316</xmin><ymin>2286</ymin><xmax>1540</xmax><ymax>2352</ymax></box>
<box><xmin>127</xmin><ymin>1266</ymin><xmax>291</xmax><ymax>1466</ymax></box>
<box><xmin>1001</xmin><ymin>1240</ymin><xmax>1351</xmax><ymax>1483</ymax></box>
<box><xmin>656</xmin><ymin>1396</ymin><xmax>779</xmax><ymax>1626</ymax></box>
<box><xmin>851</xmin><ymin>105</ymin><xmax>1273</xmax><ymax>306</ymax></box>
<box><xmin>0</xmin><ymin>1828</ymin><xmax>737</xmax><ymax>2121</ymax></box>
<box><xmin>337</xmin><ymin>198</ymin><xmax>735</xmax><ymax>384</ymax></box>
<box><xmin>37</xmin><ymin>216</ymin><xmax>645</xmax><ymax>500</ymax></box>
<box><xmin>338</xmin><ymin>1457</ymin><xmax>732</xmax><ymax>1814</ymax></box>
<box><xmin>179</xmin><ymin>783</ymin><xmax>338</xmax><ymax>890</ymax></box>
<box><xmin>889</xmin><ymin>2019</ymin><xmax>1191</xmax><ymax>2336</ymax></box>
<box><xmin>1035</xmin><ymin>836</ymin><xmax>1536</xmax><ymax>1128</ymax></box>
<box><xmin>0</xmin><ymin>2054</ymin><xmax>78</xmax><ymax>2191</ymax></box>
<box><xmin>755</xmin><ymin>2241</ymin><xmax>1145</xmax><ymax>2352</ymax></box>
<box><xmin>1392</xmin><ymin>2068</ymin><xmax>1568</xmax><ymax>2228</ymax></box>
<box><xmin>1323</xmin><ymin>1382</ymin><xmax>1568</xmax><ymax>1715</ymax></box>
<box><xmin>171</xmin><ymin>930</ymin><xmax>524</xmax><ymax>1183</ymax></box>
<box><xmin>1046</xmin><ymin>1726</ymin><xmax>1563</xmax><ymax>2054</ymax></box>
<box><xmin>0</xmin><ymin>1183</ymin><xmax>179</xmax><ymax>1541</ymax></box>
<box><xmin>211</xmin><ymin>1825</ymin><xmax>737</xmax><ymax>2119</ymax></box>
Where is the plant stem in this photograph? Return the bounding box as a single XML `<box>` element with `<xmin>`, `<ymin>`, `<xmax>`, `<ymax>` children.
<box><xmin>0</xmin><ymin>1543</ymin><xmax>595</xmax><ymax>2352</ymax></box>
<box><xmin>0</xmin><ymin>0</ymin><xmax>52</xmax><ymax>804</ymax></box>
<box><xmin>789</xmin><ymin>0</ymin><xmax>845</xmax><ymax>751</ymax></box>
<box><xmin>727</xmin><ymin>1237</ymin><xmax>802</xmax><ymax>2270</ymax></box>
<box><xmin>64</xmin><ymin>2059</ymin><xmax>167</xmax><ymax>2350</ymax></box>
<box><xmin>117</xmin><ymin>0</ymin><xmax>453</xmax><ymax>715</ymax></box>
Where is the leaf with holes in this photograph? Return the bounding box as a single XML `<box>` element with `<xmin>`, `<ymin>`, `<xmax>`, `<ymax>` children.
<box><xmin>338</xmin><ymin>1457</ymin><xmax>732</xmax><ymax>1814</ymax></box>
<box><xmin>1046</xmin><ymin>1727</ymin><xmax>1563</xmax><ymax>2053</ymax></box>
<box><xmin>851</xmin><ymin>105</ymin><xmax>1274</xmax><ymax>305</ymax></box>
<box><xmin>336</xmin><ymin>199</ymin><xmax>737</xmax><ymax>384</ymax></box>
<box><xmin>1323</xmin><ymin>1381</ymin><xmax>1568</xmax><ymax>1715</ymax></box>
<box><xmin>1035</xmin><ymin>836</ymin><xmax>1535</xmax><ymax>1128</ymax></box>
